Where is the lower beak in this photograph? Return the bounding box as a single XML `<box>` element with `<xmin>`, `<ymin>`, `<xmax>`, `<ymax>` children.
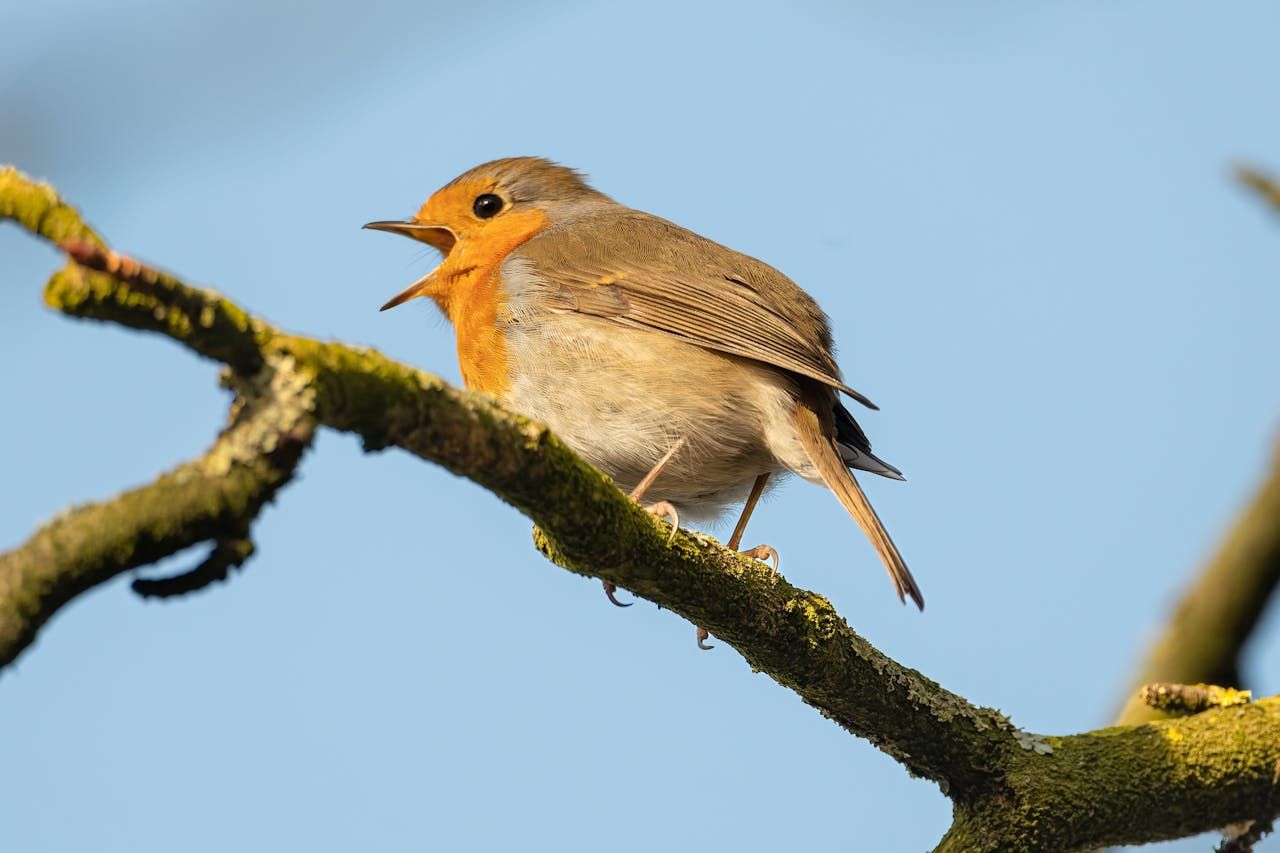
<box><xmin>364</xmin><ymin>219</ymin><xmax>458</xmax><ymax>311</ymax></box>
<box><xmin>378</xmin><ymin>271</ymin><xmax>435</xmax><ymax>311</ymax></box>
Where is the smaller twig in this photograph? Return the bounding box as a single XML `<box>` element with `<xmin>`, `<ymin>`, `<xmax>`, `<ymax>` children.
<box><xmin>1140</xmin><ymin>683</ymin><xmax>1253</xmax><ymax>715</ymax></box>
<box><xmin>132</xmin><ymin>533</ymin><xmax>256</xmax><ymax>599</ymax></box>
<box><xmin>61</xmin><ymin>240</ymin><xmax>178</xmax><ymax>291</ymax></box>
<box><xmin>53</xmin><ymin>240</ymin><xmax>265</xmax><ymax>375</ymax></box>
<box><xmin>0</xmin><ymin>347</ymin><xmax>317</xmax><ymax>666</ymax></box>
<box><xmin>1237</xmin><ymin>165</ymin><xmax>1280</xmax><ymax>215</ymax></box>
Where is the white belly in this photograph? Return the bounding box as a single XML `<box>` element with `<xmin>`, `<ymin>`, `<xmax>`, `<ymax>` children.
<box><xmin>499</xmin><ymin>306</ymin><xmax>820</xmax><ymax>522</ymax></box>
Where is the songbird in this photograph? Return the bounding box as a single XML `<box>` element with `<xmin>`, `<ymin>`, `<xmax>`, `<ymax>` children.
<box><xmin>367</xmin><ymin>157</ymin><xmax>921</xmax><ymax>645</ymax></box>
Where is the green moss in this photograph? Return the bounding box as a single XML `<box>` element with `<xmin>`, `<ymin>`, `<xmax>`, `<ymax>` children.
<box><xmin>0</xmin><ymin>165</ymin><xmax>104</xmax><ymax>247</ymax></box>
<box><xmin>43</xmin><ymin>263</ymin><xmax>265</xmax><ymax>374</ymax></box>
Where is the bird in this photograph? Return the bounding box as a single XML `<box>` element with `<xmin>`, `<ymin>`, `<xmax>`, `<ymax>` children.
<box><xmin>366</xmin><ymin>157</ymin><xmax>921</xmax><ymax>645</ymax></box>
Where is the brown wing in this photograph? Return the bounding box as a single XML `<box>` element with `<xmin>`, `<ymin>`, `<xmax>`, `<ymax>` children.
<box><xmin>521</xmin><ymin>209</ymin><xmax>878</xmax><ymax>409</ymax></box>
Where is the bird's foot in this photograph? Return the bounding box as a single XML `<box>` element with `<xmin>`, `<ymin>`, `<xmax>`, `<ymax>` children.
<box><xmin>599</xmin><ymin>501</ymin><xmax>680</xmax><ymax>607</ymax></box>
<box><xmin>642</xmin><ymin>500</ymin><xmax>680</xmax><ymax>544</ymax></box>
<box><xmin>739</xmin><ymin>544</ymin><xmax>779</xmax><ymax>571</ymax></box>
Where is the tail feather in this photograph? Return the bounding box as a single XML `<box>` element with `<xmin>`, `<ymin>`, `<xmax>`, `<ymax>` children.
<box><xmin>795</xmin><ymin>398</ymin><xmax>924</xmax><ymax>610</ymax></box>
<box><xmin>835</xmin><ymin>401</ymin><xmax>905</xmax><ymax>481</ymax></box>
<box><xmin>838</xmin><ymin>444</ymin><xmax>906</xmax><ymax>481</ymax></box>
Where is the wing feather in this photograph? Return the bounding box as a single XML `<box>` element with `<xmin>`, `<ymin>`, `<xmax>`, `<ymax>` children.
<box><xmin>523</xmin><ymin>210</ymin><xmax>878</xmax><ymax>409</ymax></box>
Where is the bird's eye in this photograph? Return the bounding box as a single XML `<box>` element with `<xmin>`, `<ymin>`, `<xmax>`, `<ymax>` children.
<box><xmin>472</xmin><ymin>193</ymin><xmax>504</xmax><ymax>219</ymax></box>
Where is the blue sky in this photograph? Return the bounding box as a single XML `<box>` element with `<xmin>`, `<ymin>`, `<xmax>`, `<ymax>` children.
<box><xmin>3</xmin><ymin>2</ymin><xmax>1280</xmax><ymax>849</ymax></box>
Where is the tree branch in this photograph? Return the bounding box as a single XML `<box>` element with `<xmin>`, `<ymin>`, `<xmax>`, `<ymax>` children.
<box><xmin>0</xmin><ymin>337</ymin><xmax>315</xmax><ymax>662</ymax></box>
<box><xmin>937</xmin><ymin>698</ymin><xmax>1280</xmax><ymax>851</ymax></box>
<box><xmin>58</xmin><ymin>239</ymin><xmax>265</xmax><ymax>375</ymax></box>
<box><xmin>6</xmin><ymin>164</ymin><xmax>1280</xmax><ymax>850</ymax></box>
<box><xmin>3</xmin><ymin>165</ymin><xmax>1014</xmax><ymax>792</ymax></box>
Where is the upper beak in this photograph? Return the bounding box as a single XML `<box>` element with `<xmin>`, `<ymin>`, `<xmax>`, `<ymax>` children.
<box><xmin>364</xmin><ymin>220</ymin><xmax>458</xmax><ymax>311</ymax></box>
<box><xmin>363</xmin><ymin>219</ymin><xmax>456</xmax><ymax>251</ymax></box>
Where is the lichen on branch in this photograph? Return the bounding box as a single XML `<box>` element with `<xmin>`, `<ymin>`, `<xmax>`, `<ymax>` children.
<box><xmin>1141</xmin><ymin>683</ymin><xmax>1253</xmax><ymax>715</ymax></box>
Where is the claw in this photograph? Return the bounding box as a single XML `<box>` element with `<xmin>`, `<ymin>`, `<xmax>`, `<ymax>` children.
<box><xmin>696</xmin><ymin>626</ymin><xmax>714</xmax><ymax>651</ymax></box>
<box><xmin>602</xmin><ymin>580</ymin><xmax>632</xmax><ymax>607</ymax></box>
<box><xmin>643</xmin><ymin>500</ymin><xmax>680</xmax><ymax>544</ymax></box>
<box><xmin>739</xmin><ymin>544</ymin><xmax>780</xmax><ymax>571</ymax></box>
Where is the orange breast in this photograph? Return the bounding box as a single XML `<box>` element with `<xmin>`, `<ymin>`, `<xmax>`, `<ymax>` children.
<box><xmin>451</xmin><ymin>266</ymin><xmax>509</xmax><ymax>395</ymax></box>
<box><xmin>430</xmin><ymin>209</ymin><xmax>547</xmax><ymax>397</ymax></box>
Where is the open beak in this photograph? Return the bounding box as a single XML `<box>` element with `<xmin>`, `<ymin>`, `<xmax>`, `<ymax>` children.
<box><xmin>376</xmin><ymin>271</ymin><xmax>434</xmax><ymax>312</ymax></box>
<box><xmin>363</xmin><ymin>220</ymin><xmax>458</xmax><ymax>311</ymax></box>
<box><xmin>363</xmin><ymin>219</ymin><xmax>456</xmax><ymax>250</ymax></box>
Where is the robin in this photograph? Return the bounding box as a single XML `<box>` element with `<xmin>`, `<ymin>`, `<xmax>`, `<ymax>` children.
<box><xmin>366</xmin><ymin>157</ymin><xmax>922</xmax><ymax>646</ymax></box>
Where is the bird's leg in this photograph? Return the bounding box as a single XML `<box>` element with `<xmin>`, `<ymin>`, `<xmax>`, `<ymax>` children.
<box><xmin>726</xmin><ymin>472</ymin><xmax>779</xmax><ymax>569</ymax></box>
<box><xmin>601</xmin><ymin>436</ymin><xmax>689</xmax><ymax>606</ymax></box>
<box><xmin>726</xmin><ymin>472</ymin><xmax>767</xmax><ymax>549</ymax></box>
<box><xmin>628</xmin><ymin>435</ymin><xmax>686</xmax><ymax>544</ymax></box>
<box><xmin>628</xmin><ymin>435</ymin><xmax>689</xmax><ymax>503</ymax></box>
<box><xmin>694</xmin><ymin>472</ymin><xmax>778</xmax><ymax>651</ymax></box>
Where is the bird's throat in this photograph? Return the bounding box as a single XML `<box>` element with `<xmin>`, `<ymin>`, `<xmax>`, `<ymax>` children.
<box><xmin>430</xmin><ymin>209</ymin><xmax>547</xmax><ymax>396</ymax></box>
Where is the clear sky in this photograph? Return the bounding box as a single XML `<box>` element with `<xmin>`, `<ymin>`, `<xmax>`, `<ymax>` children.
<box><xmin>4</xmin><ymin>2</ymin><xmax>1280</xmax><ymax>850</ymax></box>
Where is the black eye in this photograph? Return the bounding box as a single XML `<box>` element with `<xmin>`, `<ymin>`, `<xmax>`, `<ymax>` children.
<box><xmin>472</xmin><ymin>193</ymin><xmax>504</xmax><ymax>219</ymax></box>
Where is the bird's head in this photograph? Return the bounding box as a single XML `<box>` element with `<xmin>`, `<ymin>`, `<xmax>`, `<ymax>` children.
<box><xmin>366</xmin><ymin>157</ymin><xmax>610</xmax><ymax>311</ymax></box>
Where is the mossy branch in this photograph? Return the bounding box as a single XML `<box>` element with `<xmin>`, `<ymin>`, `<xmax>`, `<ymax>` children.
<box><xmin>0</xmin><ymin>335</ymin><xmax>316</xmax><ymax>662</ymax></box>
<box><xmin>937</xmin><ymin>698</ymin><xmax>1280</xmax><ymax>851</ymax></box>
<box><xmin>6</xmin><ymin>164</ymin><xmax>1280</xmax><ymax>850</ymax></box>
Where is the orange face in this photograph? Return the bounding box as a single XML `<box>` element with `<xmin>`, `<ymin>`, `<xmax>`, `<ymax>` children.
<box><xmin>382</xmin><ymin>178</ymin><xmax>547</xmax><ymax>310</ymax></box>
<box><xmin>380</xmin><ymin>177</ymin><xmax>549</xmax><ymax>396</ymax></box>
